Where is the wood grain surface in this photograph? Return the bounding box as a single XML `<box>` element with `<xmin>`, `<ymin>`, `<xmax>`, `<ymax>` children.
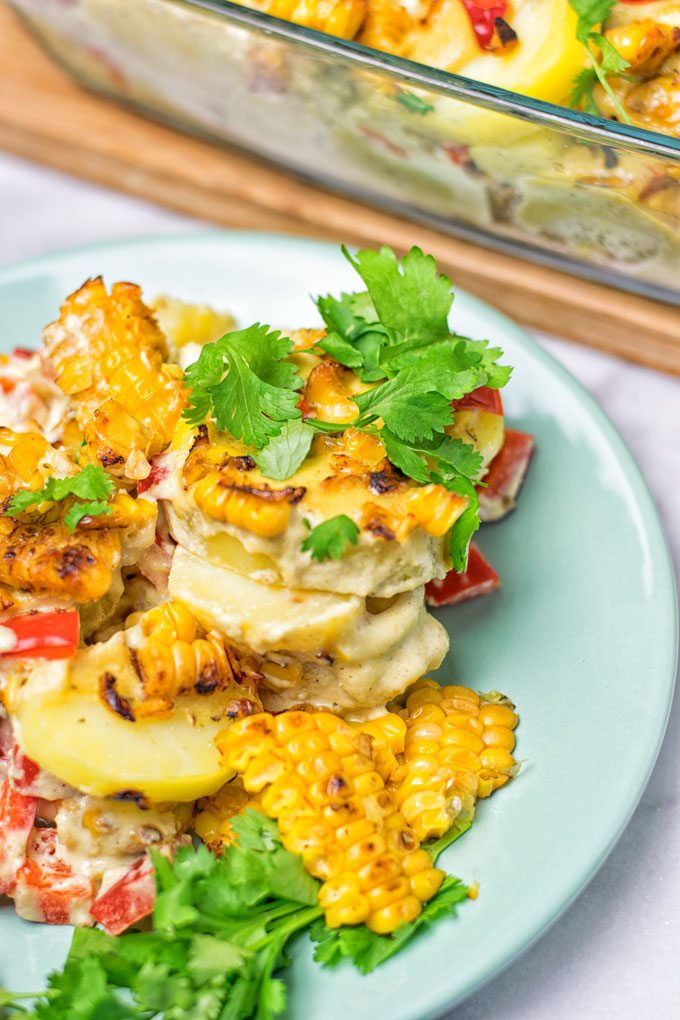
<box><xmin>0</xmin><ymin>5</ymin><xmax>679</xmax><ymax>374</ymax></box>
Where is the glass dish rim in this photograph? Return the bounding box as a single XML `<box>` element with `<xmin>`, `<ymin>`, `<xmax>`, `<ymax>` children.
<box><xmin>151</xmin><ymin>0</ymin><xmax>680</xmax><ymax>162</ymax></box>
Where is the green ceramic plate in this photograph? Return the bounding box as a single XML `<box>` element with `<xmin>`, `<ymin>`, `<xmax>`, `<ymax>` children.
<box><xmin>0</xmin><ymin>233</ymin><xmax>676</xmax><ymax>1018</ymax></box>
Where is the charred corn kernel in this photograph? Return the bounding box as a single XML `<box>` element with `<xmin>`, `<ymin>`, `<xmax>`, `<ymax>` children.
<box><xmin>405</xmin><ymin>484</ymin><xmax>468</xmax><ymax>538</ymax></box>
<box><xmin>138</xmin><ymin>601</ymin><xmax>198</xmax><ymax>643</ymax></box>
<box><xmin>0</xmin><ymin>517</ymin><xmax>120</xmax><ymax>602</ymax></box>
<box><xmin>604</xmin><ymin>20</ymin><xmax>678</xmax><ymax>74</ymax></box>
<box><xmin>359</xmin><ymin>713</ymin><xmax>407</xmax><ymax>782</ymax></box>
<box><xmin>132</xmin><ymin>601</ymin><xmax>261</xmax><ymax>715</ymax></box>
<box><xmin>359</xmin><ymin>0</ymin><xmax>412</xmax><ymax>54</ymax></box>
<box><xmin>387</xmin><ymin>683</ymin><xmax>520</xmax><ymax>841</ymax></box>
<box><xmin>303</xmin><ymin>361</ymin><xmax>364</xmax><ymax>424</ymax></box>
<box><xmin>369</xmin><ymin>895</ymin><xmax>422</xmax><ymax>935</ymax></box>
<box><xmin>219</xmin><ymin>710</ymin><xmax>443</xmax><ymax>933</ymax></box>
<box><xmin>193</xmin><ymin>471</ymin><xmax>292</xmax><ymax>537</ymax></box>
<box><xmin>43</xmin><ymin>278</ymin><xmax>186</xmax><ymax>477</ymax></box>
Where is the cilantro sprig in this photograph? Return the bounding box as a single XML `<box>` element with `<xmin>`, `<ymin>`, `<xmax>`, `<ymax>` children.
<box><xmin>182</xmin><ymin>244</ymin><xmax>512</xmax><ymax>570</ymax></box>
<box><xmin>4</xmin><ymin>464</ymin><xmax>115</xmax><ymax>533</ymax></box>
<box><xmin>0</xmin><ymin>811</ymin><xmax>471</xmax><ymax>1019</ymax></box>
<box><xmin>568</xmin><ymin>0</ymin><xmax>631</xmax><ymax>122</ymax></box>
<box><xmin>183</xmin><ymin>324</ymin><xmax>304</xmax><ymax>449</ymax></box>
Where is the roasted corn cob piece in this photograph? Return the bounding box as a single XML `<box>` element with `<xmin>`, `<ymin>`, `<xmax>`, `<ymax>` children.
<box><xmin>42</xmin><ymin>278</ymin><xmax>186</xmax><ymax>478</ymax></box>
<box><xmin>218</xmin><ymin>710</ymin><xmax>444</xmax><ymax>933</ymax></box>
<box><xmin>385</xmin><ymin>680</ymin><xmax>519</xmax><ymax>842</ymax></box>
<box><xmin>358</xmin><ymin>0</ymin><xmax>413</xmax><ymax>55</ymax></box>
<box><xmin>264</xmin><ymin>0</ymin><xmax>367</xmax><ymax>39</ymax></box>
<box><xmin>0</xmin><ymin>517</ymin><xmax>121</xmax><ymax>603</ymax></box>
<box><xmin>126</xmin><ymin>600</ymin><xmax>262</xmax><ymax>717</ymax></box>
<box><xmin>182</xmin><ymin>424</ymin><xmax>305</xmax><ymax>538</ymax></box>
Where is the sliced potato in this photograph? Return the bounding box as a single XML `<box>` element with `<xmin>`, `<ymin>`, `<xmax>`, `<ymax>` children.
<box><xmin>6</xmin><ymin>635</ymin><xmax>236</xmax><ymax>801</ymax></box>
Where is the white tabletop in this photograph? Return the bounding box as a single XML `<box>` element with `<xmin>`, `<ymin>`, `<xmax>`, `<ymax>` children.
<box><xmin>1</xmin><ymin>152</ymin><xmax>679</xmax><ymax>1019</ymax></box>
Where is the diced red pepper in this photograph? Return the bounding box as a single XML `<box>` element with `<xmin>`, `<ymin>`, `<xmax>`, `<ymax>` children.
<box><xmin>425</xmin><ymin>543</ymin><xmax>500</xmax><ymax>607</ymax></box>
<box><xmin>452</xmin><ymin>385</ymin><xmax>504</xmax><ymax>416</ymax></box>
<box><xmin>11</xmin><ymin>745</ymin><xmax>42</xmax><ymax>793</ymax></box>
<box><xmin>11</xmin><ymin>347</ymin><xmax>35</xmax><ymax>359</ymax></box>
<box><xmin>461</xmin><ymin>0</ymin><xmax>508</xmax><ymax>49</ymax></box>
<box><xmin>89</xmin><ymin>856</ymin><xmax>155</xmax><ymax>935</ymax></box>
<box><xmin>0</xmin><ymin>609</ymin><xmax>80</xmax><ymax>660</ymax></box>
<box><xmin>0</xmin><ymin>778</ymin><xmax>38</xmax><ymax>894</ymax></box>
<box><xmin>0</xmin><ymin>377</ymin><xmax>16</xmax><ymax>394</ymax></box>
<box><xmin>13</xmin><ymin>829</ymin><xmax>94</xmax><ymax>926</ymax></box>
<box><xmin>478</xmin><ymin>428</ymin><xmax>534</xmax><ymax>522</ymax></box>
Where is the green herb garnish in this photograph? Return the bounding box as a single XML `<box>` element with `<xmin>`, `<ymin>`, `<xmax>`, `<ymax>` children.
<box><xmin>183</xmin><ymin>324</ymin><xmax>304</xmax><ymax>449</ymax></box>
<box><xmin>5</xmin><ymin>464</ymin><xmax>115</xmax><ymax>533</ymax></box>
<box><xmin>396</xmin><ymin>91</ymin><xmax>435</xmax><ymax>115</ymax></box>
<box><xmin>302</xmin><ymin>514</ymin><xmax>360</xmax><ymax>562</ymax></box>
<box><xmin>182</xmin><ymin>245</ymin><xmax>512</xmax><ymax>571</ymax></box>
<box><xmin>568</xmin><ymin>0</ymin><xmax>631</xmax><ymax>123</ymax></box>
<box><xmin>0</xmin><ymin>812</ymin><xmax>471</xmax><ymax>1019</ymax></box>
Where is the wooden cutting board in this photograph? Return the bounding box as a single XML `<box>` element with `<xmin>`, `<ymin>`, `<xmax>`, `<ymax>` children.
<box><xmin>1</xmin><ymin>5</ymin><xmax>679</xmax><ymax>374</ymax></box>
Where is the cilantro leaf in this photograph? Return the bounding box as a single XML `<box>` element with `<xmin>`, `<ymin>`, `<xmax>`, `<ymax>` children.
<box><xmin>447</xmin><ymin>477</ymin><xmax>481</xmax><ymax>573</ymax></box>
<box><xmin>567</xmin><ymin>0</ymin><xmax>631</xmax><ymax>123</ymax></box>
<box><xmin>5</xmin><ymin>464</ymin><xmax>115</xmax><ymax>533</ymax></box>
<box><xmin>315</xmin><ymin>291</ymin><xmax>387</xmax><ymax>382</ymax></box>
<box><xmin>353</xmin><ymin>375</ymin><xmax>453</xmax><ymax>443</ymax></box>
<box><xmin>253</xmin><ymin>420</ymin><xmax>314</xmax><ymax>481</ymax></box>
<box><xmin>63</xmin><ymin>500</ymin><xmax>112</xmax><ymax>532</ymax></box>
<box><xmin>183</xmin><ymin>325</ymin><xmax>303</xmax><ymax>449</ymax></box>
<box><xmin>381</xmin><ymin>430</ymin><xmax>483</xmax><ymax>571</ymax></box>
<box><xmin>302</xmin><ymin>515</ymin><xmax>360</xmax><ymax>562</ymax></box>
<box><xmin>344</xmin><ymin>245</ymin><xmax>453</xmax><ymax>352</ymax></box>
<box><xmin>6</xmin><ymin>464</ymin><xmax>114</xmax><ymax>515</ymax></box>
<box><xmin>311</xmin><ymin>875</ymin><xmax>469</xmax><ymax>975</ymax></box>
<box><xmin>570</xmin><ymin>68</ymin><xmax>601</xmax><ymax>114</ymax></box>
<box><xmin>396</xmin><ymin>91</ymin><xmax>434</xmax><ymax>115</ymax></box>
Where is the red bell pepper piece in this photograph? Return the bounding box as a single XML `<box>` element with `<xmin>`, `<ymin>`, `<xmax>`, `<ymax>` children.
<box><xmin>425</xmin><ymin>543</ymin><xmax>500</xmax><ymax>607</ymax></box>
<box><xmin>89</xmin><ymin>855</ymin><xmax>155</xmax><ymax>935</ymax></box>
<box><xmin>478</xmin><ymin>428</ymin><xmax>534</xmax><ymax>522</ymax></box>
<box><xmin>0</xmin><ymin>609</ymin><xmax>80</xmax><ymax>660</ymax></box>
<box><xmin>0</xmin><ymin>778</ymin><xmax>38</xmax><ymax>894</ymax></box>
<box><xmin>12</xmin><ymin>829</ymin><xmax>94</xmax><ymax>926</ymax></box>
<box><xmin>11</xmin><ymin>745</ymin><xmax>42</xmax><ymax>793</ymax></box>
<box><xmin>452</xmin><ymin>384</ymin><xmax>504</xmax><ymax>416</ymax></box>
<box><xmin>461</xmin><ymin>0</ymin><xmax>508</xmax><ymax>49</ymax></box>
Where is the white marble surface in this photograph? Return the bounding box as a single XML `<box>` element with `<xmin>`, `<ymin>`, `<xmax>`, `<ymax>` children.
<box><xmin>0</xmin><ymin>152</ymin><xmax>678</xmax><ymax>1019</ymax></box>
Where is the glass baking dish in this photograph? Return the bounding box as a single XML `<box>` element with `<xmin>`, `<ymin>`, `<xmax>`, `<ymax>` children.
<box><xmin>8</xmin><ymin>0</ymin><xmax>680</xmax><ymax>304</ymax></box>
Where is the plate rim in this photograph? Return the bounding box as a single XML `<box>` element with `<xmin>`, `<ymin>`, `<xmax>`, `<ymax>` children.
<box><xmin>0</xmin><ymin>229</ymin><xmax>677</xmax><ymax>1019</ymax></box>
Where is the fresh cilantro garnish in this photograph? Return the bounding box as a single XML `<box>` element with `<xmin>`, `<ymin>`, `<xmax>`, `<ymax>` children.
<box><xmin>311</xmin><ymin>876</ymin><xmax>469</xmax><ymax>974</ymax></box>
<box><xmin>396</xmin><ymin>90</ymin><xmax>435</xmax><ymax>115</ymax></box>
<box><xmin>568</xmin><ymin>0</ymin><xmax>631</xmax><ymax>123</ymax></box>
<box><xmin>183</xmin><ymin>324</ymin><xmax>303</xmax><ymax>449</ymax></box>
<box><xmin>253</xmin><ymin>420</ymin><xmax>314</xmax><ymax>481</ymax></box>
<box><xmin>179</xmin><ymin>245</ymin><xmax>511</xmax><ymax>570</ymax></box>
<box><xmin>315</xmin><ymin>291</ymin><xmax>387</xmax><ymax>383</ymax></box>
<box><xmin>0</xmin><ymin>810</ymin><xmax>473</xmax><ymax>1018</ymax></box>
<box><xmin>5</xmin><ymin>464</ymin><xmax>115</xmax><ymax>534</ymax></box>
<box><xmin>302</xmin><ymin>515</ymin><xmax>360</xmax><ymax>562</ymax></box>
